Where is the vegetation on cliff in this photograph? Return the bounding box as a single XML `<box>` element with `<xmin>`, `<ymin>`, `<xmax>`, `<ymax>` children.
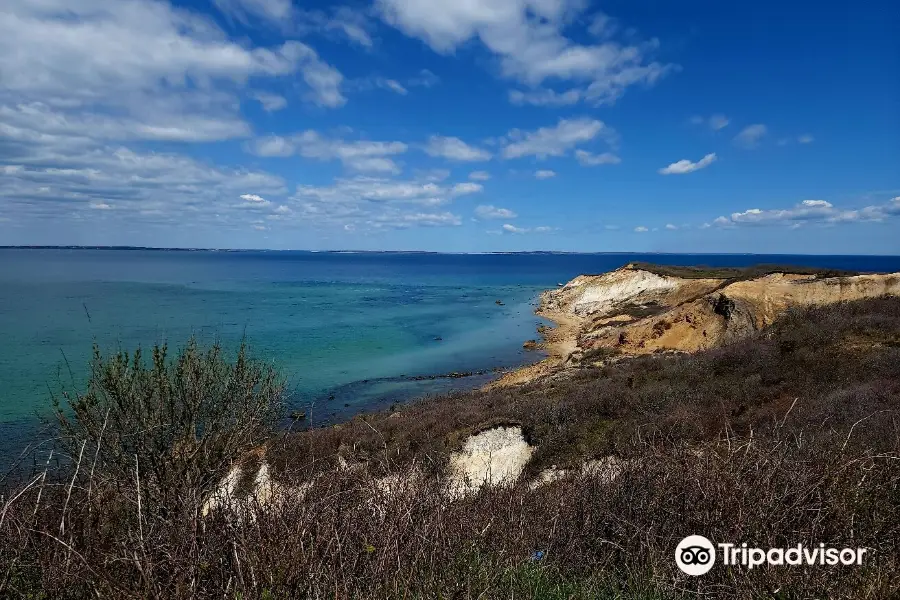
<box><xmin>1</xmin><ymin>294</ymin><xmax>899</xmax><ymax>598</ymax></box>
<box><xmin>624</xmin><ymin>261</ymin><xmax>861</xmax><ymax>281</ymax></box>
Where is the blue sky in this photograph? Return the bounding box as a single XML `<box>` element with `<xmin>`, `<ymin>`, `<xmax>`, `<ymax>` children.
<box><xmin>1</xmin><ymin>0</ymin><xmax>898</xmax><ymax>253</ymax></box>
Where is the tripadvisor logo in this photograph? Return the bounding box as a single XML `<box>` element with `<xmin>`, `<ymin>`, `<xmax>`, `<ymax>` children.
<box><xmin>675</xmin><ymin>535</ymin><xmax>716</xmax><ymax>575</ymax></box>
<box><xmin>675</xmin><ymin>535</ymin><xmax>869</xmax><ymax>576</ymax></box>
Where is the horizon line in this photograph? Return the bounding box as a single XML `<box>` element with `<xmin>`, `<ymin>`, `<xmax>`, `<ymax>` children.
<box><xmin>1</xmin><ymin>245</ymin><xmax>898</xmax><ymax>257</ymax></box>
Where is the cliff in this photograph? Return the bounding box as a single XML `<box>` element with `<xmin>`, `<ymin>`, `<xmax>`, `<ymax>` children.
<box><xmin>497</xmin><ymin>263</ymin><xmax>900</xmax><ymax>382</ymax></box>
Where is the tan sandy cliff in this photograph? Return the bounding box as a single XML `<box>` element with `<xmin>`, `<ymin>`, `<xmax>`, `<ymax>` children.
<box><xmin>492</xmin><ymin>263</ymin><xmax>900</xmax><ymax>387</ymax></box>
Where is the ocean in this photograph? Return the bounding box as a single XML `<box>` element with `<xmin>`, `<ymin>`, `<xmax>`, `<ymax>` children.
<box><xmin>2</xmin><ymin>249</ymin><xmax>900</xmax><ymax>461</ymax></box>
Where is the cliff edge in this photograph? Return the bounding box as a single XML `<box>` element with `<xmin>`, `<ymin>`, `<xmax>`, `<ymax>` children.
<box><xmin>492</xmin><ymin>263</ymin><xmax>900</xmax><ymax>386</ymax></box>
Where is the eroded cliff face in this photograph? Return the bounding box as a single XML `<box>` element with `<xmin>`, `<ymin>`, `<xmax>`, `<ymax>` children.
<box><xmin>538</xmin><ymin>265</ymin><xmax>900</xmax><ymax>365</ymax></box>
<box><xmin>545</xmin><ymin>266</ymin><xmax>723</xmax><ymax>317</ymax></box>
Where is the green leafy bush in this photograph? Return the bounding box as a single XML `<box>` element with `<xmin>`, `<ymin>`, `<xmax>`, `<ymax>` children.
<box><xmin>53</xmin><ymin>338</ymin><xmax>284</xmax><ymax>510</ymax></box>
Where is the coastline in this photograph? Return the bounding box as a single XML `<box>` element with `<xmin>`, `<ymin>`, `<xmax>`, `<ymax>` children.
<box><xmin>485</xmin><ymin>262</ymin><xmax>900</xmax><ymax>390</ymax></box>
<box><xmin>486</xmin><ymin>288</ymin><xmax>583</xmax><ymax>388</ymax></box>
<box><xmin>285</xmin><ymin>289</ymin><xmax>566</xmax><ymax>426</ymax></box>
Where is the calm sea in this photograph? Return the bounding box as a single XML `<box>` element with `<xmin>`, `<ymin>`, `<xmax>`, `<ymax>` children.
<box><xmin>2</xmin><ymin>249</ymin><xmax>899</xmax><ymax>461</ymax></box>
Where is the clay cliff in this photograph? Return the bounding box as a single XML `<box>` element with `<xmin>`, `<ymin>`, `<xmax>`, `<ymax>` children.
<box><xmin>499</xmin><ymin>263</ymin><xmax>900</xmax><ymax>382</ymax></box>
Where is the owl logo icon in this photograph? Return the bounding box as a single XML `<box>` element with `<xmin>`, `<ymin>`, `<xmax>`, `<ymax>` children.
<box><xmin>675</xmin><ymin>535</ymin><xmax>716</xmax><ymax>575</ymax></box>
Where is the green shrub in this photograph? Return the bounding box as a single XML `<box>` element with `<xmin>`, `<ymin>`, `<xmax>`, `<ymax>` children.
<box><xmin>53</xmin><ymin>338</ymin><xmax>284</xmax><ymax>511</ymax></box>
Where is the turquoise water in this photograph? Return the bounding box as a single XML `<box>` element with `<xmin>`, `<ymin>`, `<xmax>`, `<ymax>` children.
<box><xmin>2</xmin><ymin>249</ymin><xmax>900</xmax><ymax>458</ymax></box>
<box><xmin>0</xmin><ymin>251</ymin><xmax>549</xmax><ymax>424</ymax></box>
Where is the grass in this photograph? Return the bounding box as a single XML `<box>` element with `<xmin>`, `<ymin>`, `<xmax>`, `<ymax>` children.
<box><xmin>624</xmin><ymin>261</ymin><xmax>862</xmax><ymax>281</ymax></box>
<box><xmin>1</xmin><ymin>297</ymin><xmax>899</xmax><ymax>598</ymax></box>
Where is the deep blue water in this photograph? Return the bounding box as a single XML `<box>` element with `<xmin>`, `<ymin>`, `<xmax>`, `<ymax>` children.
<box><xmin>2</xmin><ymin>249</ymin><xmax>899</xmax><ymax>463</ymax></box>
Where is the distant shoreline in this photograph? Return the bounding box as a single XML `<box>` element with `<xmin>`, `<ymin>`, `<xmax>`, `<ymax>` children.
<box><xmin>3</xmin><ymin>246</ymin><xmax>897</xmax><ymax>258</ymax></box>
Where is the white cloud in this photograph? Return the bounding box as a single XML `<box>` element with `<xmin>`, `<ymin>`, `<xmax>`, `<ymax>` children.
<box><xmin>0</xmin><ymin>143</ymin><xmax>288</xmax><ymax>227</ymax></box>
<box><xmin>508</xmin><ymin>89</ymin><xmax>581</xmax><ymax>107</ymax></box>
<box><xmin>252</xmin><ymin>92</ymin><xmax>288</xmax><ymax>112</ymax></box>
<box><xmin>588</xmin><ymin>12</ymin><xmax>618</xmax><ymax>39</ymax></box>
<box><xmin>665</xmin><ymin>223</ymin><xmax>678</xmax><ymax>230</ymax></box>
<box><xmin>214</xmin><ymin>1</ymin><xmax>374</xmax><ymax>49</ymax></box>
<box><xmin>246</xmin><ymin>131</ymin><xmax>408</xmax><ymax>173</ymax></box>
<box><xmin>247</xmin><ymin>136</ymin><xmax>296</xmax><ymax>158</ymax></box>
<box><xmin>0</xmin><ymin>0</ymin><xmax>346</xmax><ymax>142</ymax></box>
<box><xmin>0</xmin><ymin>0</ymin><xmax>346</xmax><ymax>240</ymax></box>
<box><xmin>469</xmin><ymin>171</ymin><xmax>491</xmax><ymax>181</ymax></box>
<box><xmin>376</xmin><ymin>0</ymin><xmax>676</xmax><ymax>106</ymax></box>
<box><xmin>295</xmin><ymin>177</ymin><xmax>448</xmax><ymax>205</ymax></box>
<box><xmin>709</xmin><ymin>197</ymin><xmax>900</xmax><ymax>228</ymax></box>
<box><xmin>690</xmin><ymin>114</ymin><xmax>729</xmax><ymax>130</ymax></box>
<box><xmin>575</xmin><ymin>149</ymin><xmax>621</xmax><ymax>166</ymax></box>
<box><xmin>292</xmin><ymin>177</ymin><xmax>481</xmax><ymax>230</ymax></box>
<box><xmin>289</xmin><ymin>175</ymin><xmax>488</xmax><ymax>231</ymax></box>
<box><xmin>425</xmin><ymin>136</ymin><xmax>492</xmax><ymax>161</ymax></box>
<box><xmin>372</xmin><ymin>211</ymin><xmax>462</xmax><ymax>228</ymax></box>
<box><xmin>451</xmin><ymin>182</ymin><xmax>484</xmax><ymax>195</ymax></box>
<box><xmin>475</xmin><ymin>205</ymin><xmax>517</xmax><ymax>219</ymax></box>
<box><xmin>634</xmin><ymin>226</ymin><xmax>648</xmax><ymax>232</ymax></box>
<box><xmin>417</xmin><ymin>169</ymin><xmax>451</xmax><ymax>182</ymax></box>
<box><xmin>409</xmin><ymin>69</ymin><xmax>441</xmax><ymax>88</ymax></box>
<box><xmin>348</xmin><ymin>76</ymin><xmax>412</xmax><ymax>95</ymax></box>
<box><xmin>709</xmin><ymin>114</ymin><xmax>730</xmax><ymax>130</ymax></box>
<box><xmin>1</xmin><ymin>102</ymin><xmax>250</xmax><ymax>145</ymax></box>
<box><xmin>213</xmin><ymin>0</ymin><xmax>293</xmax><ymax>24</ymax></box>
<box><xmin>776</xmin><ymin>134</ymin><xmax>815</xmax><ymax>147</ymax></box>
<box><xmin>290</xmin><ymin>45</ymin><xmax>347</xmax><ymax>108</ymax></box>
<box><xmin>301</xmin><ymin>7</ymin><xmax>375</xmax><ymax>48</ymax></box>
<box><xmin>502</xmin><ymin>118</ymin><xmax>610</xmax><ymax>159</ymax></box>
<box><xmin>534</xmin><ymin>170</ymin><xmax>556</xmax><ymax>179</ymax></box>
<box><xmin>294</xmin><ymin>132</ymin><xmax>407</xmax><ymax>173</ymax></box>
<box><xmin>734</xmin><ymin>124</ymin><xmax>768</xmax><ymax>148</ymax></box>
<box><xmin>347</xmin><ymin>70</ymin><xmax>439</xmax><ymax>98</ymax></box>
<box><xmin>381</xmin><ymin>79</ymin><xmax>409</xmax><ymax>95</ymax></box>
<box><xmin>658</xmin><ymin>153</ymin><xmax>717</xmax><ymax>175</ymax></box>
<box><xmin>583</xmin><ymin>63</ymin><xmax>678</xmax><ymax>106</ymax></box>
<box><xmin>500</xmin><ymin>223</ymin><xmax>552</xmax><ymax>234</ymax></box>
<box><xmin>1</xmin><ymin>0</ymin><xmax>303</xmax><ymax>99</ymax></box>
